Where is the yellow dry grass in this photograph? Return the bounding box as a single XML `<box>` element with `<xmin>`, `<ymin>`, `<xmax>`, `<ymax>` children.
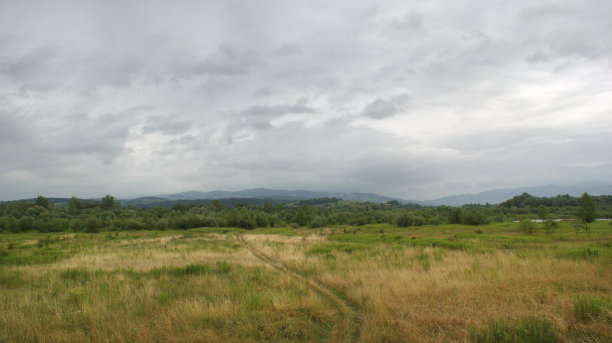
<box><xmin>1</xmin><ymin>227</ymin><xmax>611</xmax><ymax>342</ymax></box>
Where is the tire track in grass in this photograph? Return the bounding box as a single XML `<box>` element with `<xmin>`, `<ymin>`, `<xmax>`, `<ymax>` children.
<box><xmin>238</xmin><ymin>234</ymin><xmax>361</xmax><ymax>343</ymax></box>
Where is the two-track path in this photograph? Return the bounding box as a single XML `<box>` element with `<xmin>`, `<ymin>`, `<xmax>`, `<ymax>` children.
<box><xmin>237</xmin><ymin>234</ymin><xmax>362</xmax><ymax>343</ymax></box>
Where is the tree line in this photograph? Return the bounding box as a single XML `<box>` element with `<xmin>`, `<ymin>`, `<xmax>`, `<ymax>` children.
<box><xmin>0</xmin><ymin>193</ymin><xmax>608</xmax><ymax>233</ymax></box>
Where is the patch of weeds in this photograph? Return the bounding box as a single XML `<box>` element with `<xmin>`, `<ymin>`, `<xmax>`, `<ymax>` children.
<box><xmin>157</xmin><ymin>287</ymin><xmax>177</xmax><ymax>306</ymax></box>
<box><xmin>0</xmin><ymin>246</ymin><xmax>71</xmax><ymax>265</ymax></box>
<box><xmin>172</xmin><ymin>263</ymin><xmax>212</xmax><ymax>276</ymax></box>
<box><xmin>519</xmin><ymin>220</ymin><xmax>537</xmax><ymax>235</ymax></box>
<box><xmin>573</xmin><ymin>295</ymin><xmax>612</xmax><ymax>321</ymax></box>
<box><xmin>244</xmin><ymin>291</ymin><xmax>273</xmax><ymax>311</ymax></box>
<box><xmin>307</xmin><ymin>243</ymin><xmax>370</xmax><ymax>259</ymax></box>
<box><xmin>249</xmin><ymin>267</ymin><xmax>267</xmax><ymax>282</ymax></box>
<box><xmin>555</xmin><ymin>247</ymin><xmax>600</xmax><ymax>261</ymax></box>
<box><xmin>0</xmin><ymin>270</ymin><xmax>23</xmax><ymax>289</ymax></box>
<box><xmin>66</xmin><ymin>287</ymin><xmax>88</xmax><ymax>307</ymax></box>
<box><xmin>59</xmin><ymin>268</ymin><xmax>91</xmax><ymax>283</ymax></box>
<box><xmin>573</xmin><ymin>220</ymin><xmax>590</xmax><ymax>234</ymax></box>
<box><xmin>543</xmin><ymin>220</ymin><xmax>558</xmax><ymax>235</ymax></box>
<box><xmin>37</xmin><ymin>236</ymin><xmax>55</xmax><ymax>247</ymax></box>
<box><xmin>469</xmin><ymin>316</ymin><xmax>558</xmax><ymax>343</ymax></box>
<box><xmin>415</xmin><ymin>249</ymin><xmax>431</xmax><ymax>271</ymax></box>
<box><xmin>433</xmin><ymin>249</ymin><xmax>446</xmax><ymax>262</ymax></box>
<box><xmin>412</xmin><ymin>238</ymin><xmax>474</xmax><ymax>251</ymax></box>
<box><xmin>215</xmin><ymin>260</ymin><xmax>233</xmax><ymax>274</ymax></box>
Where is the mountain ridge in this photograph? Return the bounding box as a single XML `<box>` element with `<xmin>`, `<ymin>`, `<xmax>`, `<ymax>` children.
<box><xmin>420</xmin><ymin>182</ymin><xmax>612</xmax><ymax>206</ymax></box>
<box><xmin>154</xmin><ymin>188</ymin><xmax>404</xmax><ymax>203</ymax></box>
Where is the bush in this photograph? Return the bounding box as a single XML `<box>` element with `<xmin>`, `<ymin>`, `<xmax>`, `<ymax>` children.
<box><xmin>519</xmin><ymin>219</ymin><xmax>536</xmax><ymax>235</ymax></box>
<box><xmin>397</xmin><ymin>213</ymin><xmax>424</xmax><ymax>227</ymax></box>
<box><xmin>310</xmin><ymin>215</ymin><xmax>327</xmax><ymax>228</ymax></box>
<box><xmin>237</xmin><ymin>216</ymin><xmax>256</xmax><ymax>230</ymax></box>
<box><xmin>573</xmin><ymin>220</ymin><xmax>590</xmax><ymax>234</ymax></box>
<box><xmin>84</xmin><ymin>216</ymin><xmax>102</xmax><ymax>233</ymax></box>
<box><xmin>254</xmin><ymin>213</ymin><xmax>269</xmax><ymax>227</ymax></box>
<box><xmin>470</xmin><ymin>316</ymin><xmax>557</xmax><ymax>343</ymax></box>
<box><xmin>448</xmin><ymin>208</ymin><xmax>463</xmax><ymax>224</ymax></box>
<box><xmin>461</xmin><ymin>210</ymin><xmax>489</xmax><ymax>225</ymax></box>
<box><xmin>543</xmin><ymin>220</ymin><xmax>558</xmax><ymax>234</ymax></box>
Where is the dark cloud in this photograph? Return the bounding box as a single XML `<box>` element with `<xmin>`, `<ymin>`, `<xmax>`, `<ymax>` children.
<box><xmin>361</xmin><ymin>94</ymin><xmax>410</xmax><ymax>119</ymax></box>
<box><xmin>241</xmin><ymin>97</ymin><xmax>315</xmax><ymax>117</ymax></box>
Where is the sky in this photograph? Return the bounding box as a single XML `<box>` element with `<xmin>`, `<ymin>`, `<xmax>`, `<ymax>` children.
<box><xmin>1</xmin><ymin>0</ymin><xmax>611</xmax><ymax>201</ymax></box>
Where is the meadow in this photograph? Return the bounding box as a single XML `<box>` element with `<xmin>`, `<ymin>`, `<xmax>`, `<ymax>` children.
<box><xmin>1</xmin><ymin>221</ymin><xmax>611</xmax><ymax>342</ymax></box>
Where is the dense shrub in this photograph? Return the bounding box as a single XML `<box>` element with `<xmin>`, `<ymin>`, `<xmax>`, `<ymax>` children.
<box><xmin>543</xmin><ymin>220</ymin><xmax>558</xmax><ymax>234</ymax></box>
<box><xmin>396</xmin><ymin>213</ymin><xmax>424</xmax><ymax>227</ymax></box>
<box><xmin>519</xmin><ymin>219</ymin><xmax>536</xmax><ymax>235</ymax></box>
<box><xmin>461</xmin><ymin>210</ymin><xmax>488</xmax><ymax>225</ymax></box>
<box><xmin>310</xmin><ymin>215</ymin><xmax>327</xmax><ymax>228</ymax></box>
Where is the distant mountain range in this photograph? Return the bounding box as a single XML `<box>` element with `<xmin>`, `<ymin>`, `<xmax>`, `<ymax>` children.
<box><xmin>153</xmin><ymin>188</ymin><xmax>404</xmax><ymax>203</ymax></box>
<box><xmin>419</xmin><ymin>182</ymin><xmax>612</xmax><ymax>206</ymax></box>
<box><xmin>10</xmin><ymin>183</ymin><xmax>612</xmax><ymax>207</ymax></box>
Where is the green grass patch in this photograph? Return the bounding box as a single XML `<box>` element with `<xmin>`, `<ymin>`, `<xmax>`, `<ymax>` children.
<box><xmin>0</xmin><ymin>246</ymin><xmax>72</xmax><ymax>265</ymax></box>
<box><xmin>59</xmin><ymin>268</ymin><xmax>91</xmax><ymax>283</ymax></box>
<box><xmin>156</xmin><ymin>261</ymin><xmax>235</xmax><ymax>277</ymax></box>
<box><xmin>0</xmin><ymin>270</ymin><xmax>24</xmax><ymax>289</ymax></box>
<box><xmin>555</xmin><ymin>247</ymin><xmax>602</xmax><ymax>261</ymax></box>
<box><xmin>469</xmin><ymin>316</ymin><xmax>558</xmax><ymax>343</ymax></box>
<box><xmin>307</xmin><ymin>242</ymin><xmax>370</xmax><ymax>258</ymax></box>
<box><xmin>251</xmin><ymin>227</ymin><xmax>298</xmax><ymax>236</ymax></box>
<box><xmin>171</xmin><ymin>263</ymin><xmax>212</xmax><ymax>276</ymax></box>
<box><xmin>573</xmin><ymin>295</ymin><xmax>612</xmax><ymax>321</ymax></box>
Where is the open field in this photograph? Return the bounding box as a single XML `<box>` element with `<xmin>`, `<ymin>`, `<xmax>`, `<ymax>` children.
<box><xmin>1</xmin><ymin>222</ymin><xmax>611</xmax><ymax>342</ymax></box>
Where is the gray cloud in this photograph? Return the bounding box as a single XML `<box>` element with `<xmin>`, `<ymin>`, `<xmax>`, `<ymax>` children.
<box><xmin>0</xmin><ymin>0</ymin><xmax>610</xmax><ymax>201</ymax></box>
<box><xmin>361</xmin><ymin>94</ymin><xmax>410</xmax><ymax>119</ymax></box>
<box><xmin>241</xmin><ymin>97</ymin><xmax>315</xmax><ymax>117</ymax></box>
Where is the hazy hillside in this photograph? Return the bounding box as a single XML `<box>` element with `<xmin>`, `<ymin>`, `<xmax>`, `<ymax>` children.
<box><xmin>154</xmin><ymin>188</ymin><xmax>404</xmax><ymax>203</ymax></box>
<box><xmin>422</xmin><ymin>183</ymin><xmax>612</xmax><ymax>206</ymax></box>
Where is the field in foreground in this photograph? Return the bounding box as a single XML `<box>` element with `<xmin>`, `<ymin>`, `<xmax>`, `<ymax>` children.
<box><xmin>1</xmin><ymin>222</ymin><xmax>611</xmax><ymax>342</ymax></box>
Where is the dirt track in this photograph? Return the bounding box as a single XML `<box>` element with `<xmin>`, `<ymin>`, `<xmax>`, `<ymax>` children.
<box><xmin>238</xmin><ymin>234</ymin><xmax>361</xmax><ymax>343</ymax></box>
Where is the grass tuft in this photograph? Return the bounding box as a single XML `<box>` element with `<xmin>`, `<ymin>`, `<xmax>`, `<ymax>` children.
<box><xmin>573</xmin><ymin>295</ymin><xmax>612</xmax><ymax>321</ymax></box>
<box><xmin>470</xmin><ymin>316</ymin><xmax>557</xmax><ymax>343</ymax></box>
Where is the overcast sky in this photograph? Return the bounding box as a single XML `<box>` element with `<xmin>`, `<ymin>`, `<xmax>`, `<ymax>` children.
<box><xmin>1</xmin><ymin>0</ymin><xmax>611</xmax><ymax>201</ymax></box>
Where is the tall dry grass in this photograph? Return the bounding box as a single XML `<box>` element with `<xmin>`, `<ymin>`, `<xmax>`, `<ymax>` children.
<box><xmin>241</xmin><ymin>231</ymin><xmax>612</xmax><ymax>342</ymax></box>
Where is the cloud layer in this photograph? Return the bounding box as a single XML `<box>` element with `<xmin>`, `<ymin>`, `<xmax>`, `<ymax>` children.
<box><xmin>1</xmin><ymin>0</ymin><xmax>611</xmax><ymax>200</ymax></box>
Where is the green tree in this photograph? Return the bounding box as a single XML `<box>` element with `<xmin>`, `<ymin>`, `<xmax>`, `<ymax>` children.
<box><xmin>537</xmin><ymin>205</ymin><xmax>549</xmax><ymax>220</ymax></box>
<box><xmin>67</xmin><ymin>196</ymin><xmax>81</xmax><ymax>215</ymax></box>
<box><xmin>101</xmin><ymin>194</ymin><xmax>118</xmax><ymax>211</ymax></box>
<box><xmin>577</xmin><ymin>192</ymin><xmax>596</xmax><ymax>223</ymax></box>
<box><xmin>448</xmin><ymin>208</ymin><xmax>463</xmax><ymax>224</ymax></box>
<box><xmin>210</xmin><ymin>199</ymin><xmax>226</xmax><ymax>212</ymax></box>
<box><xmin>263</xmin><ymin>201</ymin><xmax>274</xmax><ymax>213</ymax></box>
<box><xmin>35</xmin><ymin>196</ymin><xmax>51</xmax><ymax>209</ymax></box>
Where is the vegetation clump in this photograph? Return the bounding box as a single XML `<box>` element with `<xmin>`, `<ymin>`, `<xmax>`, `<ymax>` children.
<box><xmin>573</xmin><ymin>295</ymin><xmax>612</xmax><ymax>321</ymax></box>
<box><xmin>519</xmin><ymin>219</ymin><xmax>537</xmax><ymax>235</ymax></box>
<box><xmin>469</xmin><ymin>316</ymin><xmax>557</xmax><ymax>343</ymax></box>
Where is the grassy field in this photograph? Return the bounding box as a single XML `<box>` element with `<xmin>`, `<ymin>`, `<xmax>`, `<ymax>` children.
<box><xmin>1</xmin><ymin>222</ymin><xmax>611</xmax><ymax>342</ymax></box>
